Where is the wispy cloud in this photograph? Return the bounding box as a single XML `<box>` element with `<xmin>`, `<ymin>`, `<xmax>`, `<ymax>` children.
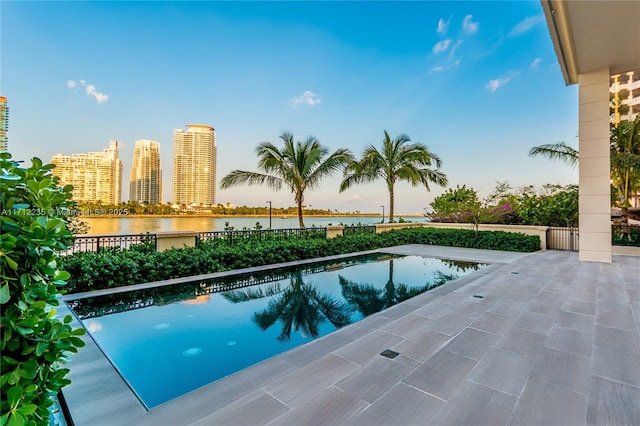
<box><xmin>432</xmin><ymin>39</ymin><xmax>452</xmax><ymax>54</ymax></box>
<box><xmin>485</xmin><ymin>71</ymin><xmax>520</xmax><ymax>92</ymax></box>
<box><xmin>449</xmin><ymin>40</ymin><xmax>463</xmax><ymax>59</ymax></box>
<box><xmin>67</xmin><ymin>79</ymin><xmax>109</xmax><ymax>104</ymax></box>
<box><xmin>436</xmin><ymin>17</ymin><xmax>451</xmax><ymax>35</ymax></box>
<box><xmin>508</xmin><ymin>15</ymin><xmax>545</xmax><ymax>37</ymax></box>
<box><xmin>291</xmin><ymin>90</ymin><xmax>321</xmax><ymax>108</ymax></box>
<box><xmin>462</xmin><ymin>15</ymin><xmax>479</xmax><ymax>34</ymax></box>
<box><xmin>530</xmin><ymin>58</ymin><xmax>542</xmax><ymax>69</ymax></box>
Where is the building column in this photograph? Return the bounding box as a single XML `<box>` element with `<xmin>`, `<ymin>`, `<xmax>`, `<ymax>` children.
<box><xmin>578</xmin><ymin>68</ymin><xmax>612</xmax><ymax>263</ymax></box>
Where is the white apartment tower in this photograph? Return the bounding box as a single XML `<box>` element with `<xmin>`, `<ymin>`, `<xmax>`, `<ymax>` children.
<box><xmin>130</xmin><ymin>140</ymin><xmax>162</xmax><ymax>204</ymax></box>
<box><xmin>610</xmin><ymin>69</ymin><xmax>640</xmax><ymax>122</ymax></box>
<box><xmin>173</xmin><ymin>124</ymin><xmax>216</xmax><ymax>205</ymax></box>
<box><xmin>51</xmin><ymin>141</ymin><xmax>123</xmax><ymax>204</ymax></box>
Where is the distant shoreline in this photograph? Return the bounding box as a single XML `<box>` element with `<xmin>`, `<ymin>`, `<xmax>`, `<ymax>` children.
<box><xmin>79</xmin><ymin>213</ymin><xmax>427</xmax><ymax>219</ymax></box>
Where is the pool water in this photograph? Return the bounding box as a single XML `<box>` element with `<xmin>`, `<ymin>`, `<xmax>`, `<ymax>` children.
<box><xmin>67</xmin><ymin>253</ymin><xmax>485</xmax><ymax>408</ymax></box>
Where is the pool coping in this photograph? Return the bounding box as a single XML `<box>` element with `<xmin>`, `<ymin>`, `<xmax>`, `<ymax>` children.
<box><xmin>59</xmin><ymin>245</ymin><xmax>531</xmax><ymax>425</ymax></box>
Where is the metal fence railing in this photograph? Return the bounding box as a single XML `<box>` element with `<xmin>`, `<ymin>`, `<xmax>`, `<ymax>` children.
<box><xmin>547</xmin><ymin>227</ymin><xmax>579</xmax><ymax>252</ymax></box>
<box><xmin>612</xmin><ymin>224</ymin><xmax>640</xmax><ymax>247</ymax></box>
<box><xmin>63</xmin><ymin>233</ymin><xmax>157</xmax><ymax>255</ymax></box>
<box><xmin>197</xmin><ymin>227</ymin><xmax>327</xmax><ymax>245</ymax></box>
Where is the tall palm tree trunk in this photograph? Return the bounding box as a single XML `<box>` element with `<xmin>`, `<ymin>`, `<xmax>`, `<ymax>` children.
<box><xmin>296</xmin><ymin>194</ymin><xmax>305</xmax><ymax>228</ymax></box>
<box><xmin>389</xmin><ymin>186</ymin><xmax>395</xmax><ymax>223</ymax></box>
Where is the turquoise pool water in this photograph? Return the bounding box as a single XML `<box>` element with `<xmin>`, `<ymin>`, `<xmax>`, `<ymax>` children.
<box><xmin>67</xmin><ymin>253</ymin><xmax>485</xmax><ymax>408</ymax></box>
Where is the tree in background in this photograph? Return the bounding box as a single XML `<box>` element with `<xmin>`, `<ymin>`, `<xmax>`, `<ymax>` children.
<box><xmin>340</xmin><ymin>131</ymin><xmax>447</xmax><ymax>223</ymax></box>
<box><xmin>220</xmin><ymin>132</ymin><xmax>353</xmax><ymax>228</ymax></box>
<box><xmin>1</xmin><ymin>154</ymin><xmax>85</xmax><ymax>426</ymax></box>
<box><xmin>610</xmin><ymin>115</ymin><xmax>640</xmax><ymax>222</ymax></box>
<box><xmin>429</xmin><ymin>182</ymin><xmax>577</xmax><ymax>228</ymax></box>
<box><xmin>428</xmin><ymin>185</ymin><xmax>482</xmax><ymax>224</ymax></box>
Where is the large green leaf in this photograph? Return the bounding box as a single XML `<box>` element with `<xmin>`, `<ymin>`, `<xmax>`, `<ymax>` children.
<box><xmin>0</xmin><ymin>284</ymin><xmax>10</xmax><ymax>304</ymax></box>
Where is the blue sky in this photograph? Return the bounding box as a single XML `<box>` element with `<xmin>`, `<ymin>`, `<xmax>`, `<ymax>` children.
<box><xmin>2</xmin><ymin>1</ymin><xmax>578</xmax><ymax>213</ymax></box>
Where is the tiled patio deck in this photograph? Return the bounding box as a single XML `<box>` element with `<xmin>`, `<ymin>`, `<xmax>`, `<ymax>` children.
<box><xmin>61</xmin><ymin>246</ymin><xmax>640</xmax><ymax>425</ymax></box>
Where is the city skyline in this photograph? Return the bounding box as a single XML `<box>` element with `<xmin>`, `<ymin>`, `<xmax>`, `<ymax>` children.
<box><xmin>2</xmin><ymin>1</ymin><xmax>579</xmax><ymax>213</ymax></box>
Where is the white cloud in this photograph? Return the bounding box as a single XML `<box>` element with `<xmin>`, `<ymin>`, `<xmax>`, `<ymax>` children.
<box><xmin>508</xmin><ymin>15</ymin><xmax>545</xmax><ymax>37</ymax></box>
<box><xmin>432</xmin><ymin>39</ymin><xmax>452</xmax><ymax>54</ymax></box>
<box><xmin>436</xmin><ymin>17</ymin><xmax>451</xmax><ymax>35</ymax></box>
<box><xmin>66</xmin><ymin>79</ymin><xmax>109</xmax><ymax>104</ymax></box>
<box><xmin>291</xmin><ymin>90</ymin><xmax>321</xmax><ymax>108</ymax></box>
<box><xmin>462</xmin><ymin>15</ymin><xmax>479</xmax><ymax>34</ymax></box>
<box><xmin>85</xmin><ymin>84</ymin><xmax>109</xmax><ymax>104</ymax></box>
<box><xmin>449</xmin><ymin>40</ymin><xmax>463</xmax><ymax>59</ymax></box>
<box><xmin>431</xmin><ymin>66</ymin><xmax>446</xmax><ymax>72</ymax></box>
<box><xmin>485</xmin><ymin>71</ymin><xmax>520</xmax><ymax>92</ymax></box>
<box><xmin>530</xmin><ymin>58</ymin><xmax>542</xmax><ymax>69</ymax></box>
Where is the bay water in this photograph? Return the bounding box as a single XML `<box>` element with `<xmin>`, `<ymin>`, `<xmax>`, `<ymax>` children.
<box><xmin>81</xmin><ymin>215</ymin><xmax>426</xmax><ymax>236</ymax></box>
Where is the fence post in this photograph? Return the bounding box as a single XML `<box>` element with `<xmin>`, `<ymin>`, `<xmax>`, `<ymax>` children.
<box><xmin>570</xmin><ymin>228</ymin><xmax>574</xmax><ymax>252</ymax></box>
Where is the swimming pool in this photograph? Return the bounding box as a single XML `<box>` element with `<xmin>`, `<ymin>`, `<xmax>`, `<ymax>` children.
<box><xmin>66</xmin><ymin>253</ymin><xmax>485</xmax><ymax>408</ymax></box>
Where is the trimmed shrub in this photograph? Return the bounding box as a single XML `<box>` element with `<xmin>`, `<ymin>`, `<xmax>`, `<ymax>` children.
<box><xmin>63</xmin><ymin>227</ymin><xmax>539</xmax><ymax>293</ymax></box>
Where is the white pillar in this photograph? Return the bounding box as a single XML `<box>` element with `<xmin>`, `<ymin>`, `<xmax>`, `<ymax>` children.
<box><xmin>578</xmin><ymin>68</ymin><xmax>612</xmax><ymax>262</ymax></box>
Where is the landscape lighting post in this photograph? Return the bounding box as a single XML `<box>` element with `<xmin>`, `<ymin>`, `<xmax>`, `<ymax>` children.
<box><xmin>266</xmin><ymin>201</ymin><xmax>272</xmax><ymax>229</ymax></box>
<box><xmin>381</xmin><ymin>205</ymin><xmax>385</xmax><ymax>223</ymax></box>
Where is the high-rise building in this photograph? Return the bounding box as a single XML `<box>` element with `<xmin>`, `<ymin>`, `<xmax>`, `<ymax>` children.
<box><xmin>173</xmin><ymin>124</ymin><xmax>216</xmax><ymax>205</ymax></box>
<box><xmin>0</xmin><ymin>96</ymin><xmax>8</xmax><ymax>152</ymax></box>
<box><xmin>130</xmin><ymin>140</ymin><xmax>162</xmax><ymax>204</ymax></box>
<box><xmin>610</xmin><ymin>69</ymin><xmax>640</xmax><ymax>123</ymax></box>
<box><xmin>51</xmin><ymin>141</ymin><xmax>123</xmax><ymax>204</ymax></box>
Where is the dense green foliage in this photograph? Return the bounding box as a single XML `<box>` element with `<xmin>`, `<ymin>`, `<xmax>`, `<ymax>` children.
<box><xmin>62</xmin><ymin>227</ymin><xmax>539</xmax><ymax>293</ymax></box>
<box><xmin>0</xmin><ymin>154</ymin><xmax>85</xmax><ymax>426</ymax></box>
<box><xmin>430</xmin><ymin>183</ymin><xmax>578</xmax><ymax>227</ymax></box>
<box><xmin>513</xmin><ymin>186</ymin><xmax>578</xmax><ymax>227</ymax></box>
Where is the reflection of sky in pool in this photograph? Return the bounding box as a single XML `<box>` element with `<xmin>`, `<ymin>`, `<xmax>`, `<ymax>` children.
<box><xmin>70</xmin><ymin>254</ymin><xmax>485</xmax><ymax>408</ymax></box>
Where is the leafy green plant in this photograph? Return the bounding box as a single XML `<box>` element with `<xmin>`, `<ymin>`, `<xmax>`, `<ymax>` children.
<box><xmin>1</xmin><ymin>154</ymin><xmax>85</xmax><ymax>426</ymax></box>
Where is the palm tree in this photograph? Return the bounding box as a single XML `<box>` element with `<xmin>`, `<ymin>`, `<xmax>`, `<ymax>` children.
<box><xmin>528</xmin><ymin>142</ymin><xmax>579</xmax><ymax>169</ymax></box>
<box><xmin>220</xmin><ymin>132</ymin><xmax>353</xmax><ymax>228</ymax></box>
<box><xmin>610</xmin><ymin>115</ymin><xmax>640</xmax><ymax>221</ymax></box>
<box><xmin>340</xmin><ymin>131</ymin><xmax>448</xmax><ymax>222</ymax></box>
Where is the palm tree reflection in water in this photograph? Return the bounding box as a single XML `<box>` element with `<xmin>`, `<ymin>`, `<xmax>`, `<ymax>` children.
<box><xmin>339</xmin><ymin>259</ymin><xmax>458</xmax><ymax>317</ymax></box>
<box><xmin>221</xmin><ymin>258</ymin><xmax>481</xmax><ymax>341</ymax></box>
<box><xmin>222</xmin><ymin>271</ymin><xmax>353</xmax><ymax>341</ymax></box>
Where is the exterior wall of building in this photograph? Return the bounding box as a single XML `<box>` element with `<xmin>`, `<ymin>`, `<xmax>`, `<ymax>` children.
<box><xmin>130</xmin><ymin>140</ymin><xmax>162</xmax><ymax>204</ymax></box>
<box><xmin>0</xmin><ymin>96</ymin><xmax>8</xmax><ymax>152</ymax></box>
<box><xmin>578</xmin><ymin>68</ymin><xmax>612</xmax><ymax>263</ymax></box>
<box><xmin>173</xmin><ymin>125</ymin><xmax>217</xmax><ymax>205</ymax></box>
<box><xmin>50</xmin><ymin>141</ymin><xmax>123</xmax><ymax>204</ymax></box>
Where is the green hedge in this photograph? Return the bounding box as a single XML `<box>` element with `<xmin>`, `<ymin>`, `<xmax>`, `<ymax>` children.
<box><xmin>62</xmin><ymin>228</ymin><xmax>539</xmax><ymax>293</ymax></box>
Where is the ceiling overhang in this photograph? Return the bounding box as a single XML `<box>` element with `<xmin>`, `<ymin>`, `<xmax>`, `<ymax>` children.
<box><xmin>541</xmin><ymin>0</ymin><xmax>640</xmax><ymax>85</ymax></box>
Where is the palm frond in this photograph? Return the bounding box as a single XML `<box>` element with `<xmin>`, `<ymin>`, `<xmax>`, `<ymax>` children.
<box><xmin>219</xmin><ymin>170</ymin><xmax>285</xmax><ymax>191</ymax></box>
<box><xmin>528</xmin><ymin>142</ymin><xmax>578</xmax><ymax>168</ymax></box>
